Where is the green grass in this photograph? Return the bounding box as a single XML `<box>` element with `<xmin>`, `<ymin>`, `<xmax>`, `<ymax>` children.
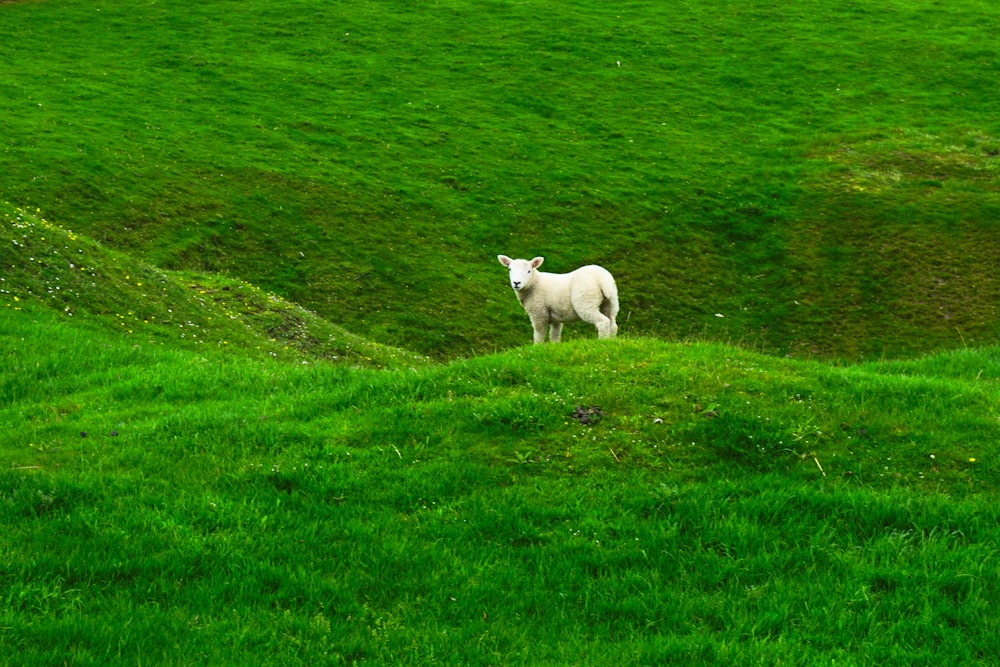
<box><xmin>3</xmin><ymin>309</ymin><xmax>999</xmax><ymax>665</ymax></box>
<box><xmin>1</xmin><ymin>201</ymin><xmax>427</xmax><ymax>368</ymax></box>
<box><xmin>1</xmin><ymin>0</ymin><xmax>998</xmax><ymax>358</ymax></box>
<box><xmin>3</xmin><ymin>0</ymin><xmax>1000</xmax><ymax>664</ymax></box>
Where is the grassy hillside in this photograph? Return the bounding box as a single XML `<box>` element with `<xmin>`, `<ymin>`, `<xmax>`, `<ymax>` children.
<box><xmin>1</xmin><ymin>0</ymin><xmax>998</xmax><ymax>358</ymax></box>
<box><xmin>3</xmin><ymin>306</ymin><xmax>999</xmax><ymax>664</ymax></box>
<box><xmin>1</xmin><ymin>201</ymin><xmax>427</xmax><ymax>368</ymax></box>
<box><xmin>3</xmin><ymin>0</ymin><xmax>1000</xmax><ymax>664</ymax></box>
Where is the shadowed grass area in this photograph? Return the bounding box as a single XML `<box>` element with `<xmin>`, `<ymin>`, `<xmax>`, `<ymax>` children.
<box><xmin>1</xmin><ymin>201</ymin><xmax>428</xmax><ymax>368</ymax></box>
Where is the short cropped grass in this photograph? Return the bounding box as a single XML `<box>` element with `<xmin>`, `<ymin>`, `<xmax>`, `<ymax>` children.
<box><xmin>1</xmin><ymin>0</ymin><xmax>999</xmax><ymax>358</ymax></box>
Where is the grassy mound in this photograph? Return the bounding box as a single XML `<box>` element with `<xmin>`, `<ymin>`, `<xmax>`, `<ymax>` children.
<box><xmin>3</xmin><ymin>308</ymin><xmax>998</xmax><ymax>664</ymax></box>
<box><xmin>1</xmin><ymin>201</ymin><xmax>427</xmax><ymax>368</ymax></box>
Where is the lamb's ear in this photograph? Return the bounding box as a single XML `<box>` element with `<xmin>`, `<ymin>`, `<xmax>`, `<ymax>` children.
<box><xmin>497</xmin><ymin>255</ymin><xmax>512</xmax><ymax>267</ymax></box>
<box><xmin>530</xmin><ymin>257</ymin><xmax>544</xmax><ymax>268</ymax></box>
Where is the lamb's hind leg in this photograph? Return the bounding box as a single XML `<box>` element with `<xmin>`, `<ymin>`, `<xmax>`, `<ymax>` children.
<box><xmin>601</xmin><ymin>300</ymin><xmax>618</xmax><ymax>337</ymax></box>
<box><xmin>595</xmin><ymin>318</ymin><xmax>615</xmax><ymax>339</ymax></box>
<box><xmin>579</xmin><ymin>309</ymin><xmax>615</xmax><ymax>339</ymax></box>
<box><xmin>575</xmin><ymin>285</ymin><xmax>618</xmax><ymax>340</ymax></box>
<box><xmin>549</xmin><ymin>322</ymin><xmax>563</xmax><ymax>343</ymax></box>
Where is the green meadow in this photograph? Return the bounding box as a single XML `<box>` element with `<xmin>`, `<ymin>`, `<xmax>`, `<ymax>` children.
<box><xmin>2</xmin><ymin>0</ymin><xmax>999</xmax><ymax>664</ymax></box>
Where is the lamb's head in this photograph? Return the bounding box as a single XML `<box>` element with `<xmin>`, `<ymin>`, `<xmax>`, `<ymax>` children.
<box><xmin>498</xmin><ymin>255</ymin><xmax>544</xmax><ymax>291</ymax></box>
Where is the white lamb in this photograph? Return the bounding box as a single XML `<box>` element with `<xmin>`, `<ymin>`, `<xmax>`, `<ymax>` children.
<box><xmin>497</xmin><ymin>255</ymin><xmax>619</xmax><ymax>344</ymax></box>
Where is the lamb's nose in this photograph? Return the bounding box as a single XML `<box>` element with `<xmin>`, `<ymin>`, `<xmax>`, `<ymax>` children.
<box><xmin>512</xmin><ymin>281</ymin><xmax>521</xmax><ymax>288</ymax></box>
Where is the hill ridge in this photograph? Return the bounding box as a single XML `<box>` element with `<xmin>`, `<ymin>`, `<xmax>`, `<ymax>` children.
<box><xmin>1</xmin><ymin>201</ymin><xmax>428</xmax><ymax>369</ymax></box>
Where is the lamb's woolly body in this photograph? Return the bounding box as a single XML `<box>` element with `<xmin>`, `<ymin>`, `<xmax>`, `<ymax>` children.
<box><xmin>497</xmin><ymin>255</ymin><xmax>619</xmax><ymax>344</ymax></box>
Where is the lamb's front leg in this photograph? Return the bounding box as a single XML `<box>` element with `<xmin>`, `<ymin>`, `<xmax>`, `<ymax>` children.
<box><xmin>549</xmin><ymin>322</ymin><xmax>563</xmax><ymax>343</ymax></box>
<box><xmin>531</xmin><ymin>317</ymin><xmax>549</xmax><ymax>344</ymax></box>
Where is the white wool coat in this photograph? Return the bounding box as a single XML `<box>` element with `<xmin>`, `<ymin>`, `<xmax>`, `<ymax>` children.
<box><xmin>498</xmin><ymin>255</ymin><xmax>619</xmax><ymax>344</ymax></box>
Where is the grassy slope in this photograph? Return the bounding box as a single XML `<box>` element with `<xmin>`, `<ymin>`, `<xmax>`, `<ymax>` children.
<box><xmin>1</xmin><ymin>201</ymin><xmax>428</xmax><ymax>368</ymax></box>
<box><xmin>1</xmin><ymin>0</ymin><xmax>998</xmax><ymax>359</ymax></box>
<box><xmin>2</xmin><ymin>307</ymin><xmax>999</xmax><ymax>665</ymax></box>
<box><xmin>2</xmin><ymin>0</ymin><xmax>1000</xmax><ymax>664</ymax></box>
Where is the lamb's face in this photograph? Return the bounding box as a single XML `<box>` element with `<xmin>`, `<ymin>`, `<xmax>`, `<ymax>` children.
<box><xmin>497</xmin><ymin>255</ymin><xmax>544</xmax><ymax>291</ymax></box>
<box><xmin>505</xmin><ymin>258</ymin><xmax>536</xmax><ymax>291</ymax></box>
